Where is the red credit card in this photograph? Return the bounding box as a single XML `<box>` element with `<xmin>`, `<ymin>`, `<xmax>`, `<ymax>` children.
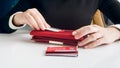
<box><xmin>45</xmin><ymin>45</ymin><xmax>78</xmax><ymax>57</ymax></box>
<box><xmin>46</xmin><ymin>45</ymin><xmax>78</xmax><ymax>53</ymax></box>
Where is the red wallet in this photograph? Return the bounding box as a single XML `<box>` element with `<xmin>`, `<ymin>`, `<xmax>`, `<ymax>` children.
<box><xmin>30</xmin><ymin>29</ymin><xmax>85</xmax><ymax>45</ymax></box>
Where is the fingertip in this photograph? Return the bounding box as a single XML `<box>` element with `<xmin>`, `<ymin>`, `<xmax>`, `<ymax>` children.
<box><xmin>34</xmin><ymin>26</ymin><xmax>40</xmax><ymax>30</ymax></box>
<box><xmin>40</xmin><ymin>25</ymin><xmax>46</xmax><ymax>30</ymax></box>
<box><xmin>36</xmin><ymin>27</ymin><xmax>40</xmax><ymax>30</ymax></box>
<box><xmin>84</xmin><ymin>46</ymin><xmax>90</xmax><ymax>49</ymax></box>
<box><xmin>74</xmin><ymin>35</ymin><xmax>80</xmax><ymax>39</ymax></box>
<box><xmin>84</xmin><ymin>46</ymin><xmax>89</xmax><ymax>49</ymax></box>
<box><xmin>41</xmin><ymin>28</ymin><xmax>45</xmax><ymax>30</ymax></box>
<box><xmin>84</xmin><ymin>46</ymin><xmax>93</xmax><ymax>49</ymax></box>
<box><xmin>72</xmin><ymin>31</ymin><xmax>77</xmax><ymax>35</ymax></box>
<box><xmin>78</xmin><ymin>44</ymin><xmax>84</xmax><ymax>47</ymax></box>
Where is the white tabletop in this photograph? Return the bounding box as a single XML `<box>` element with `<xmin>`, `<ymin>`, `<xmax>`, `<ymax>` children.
<box><xmin>0</xmin><ymin>29</ymin><xmax>120</xmax><ymax>68</ymax></box>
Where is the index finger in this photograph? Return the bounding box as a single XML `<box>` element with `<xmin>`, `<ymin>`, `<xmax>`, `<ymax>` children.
<box><xmin>72</xmin><ymin>25</ymin><xmax>99</xmax><ymax>39</ymax></box>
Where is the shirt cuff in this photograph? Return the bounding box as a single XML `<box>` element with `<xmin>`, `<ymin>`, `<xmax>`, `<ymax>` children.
<box><xmin>9</xmin><ymin>12</ymin><xmax>26</xmax><ymax>30</ymax></box>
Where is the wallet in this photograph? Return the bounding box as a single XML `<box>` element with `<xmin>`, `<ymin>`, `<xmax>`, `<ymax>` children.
<box><xmin>30</xmin><ymin>29</ymin><xmax>85</xmax><ymax>45</ymax></box>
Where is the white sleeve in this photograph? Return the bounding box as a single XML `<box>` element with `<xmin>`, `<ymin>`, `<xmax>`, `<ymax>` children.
<box><xmin>9</xmin><ymin>12</ymin><xmax>26</xmax><ymax>30</ymax></box>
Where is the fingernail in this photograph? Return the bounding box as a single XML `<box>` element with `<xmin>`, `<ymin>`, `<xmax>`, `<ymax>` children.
<box><xmin>72</xmin><ymin>31</ymin><xmax>77</xmax><ymax>35</ymax></box>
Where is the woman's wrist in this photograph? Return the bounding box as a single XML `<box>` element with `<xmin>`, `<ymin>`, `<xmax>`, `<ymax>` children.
<box><xmin>107</xmin><ymin>26</ymin><xmax>120</xmax><ymax>41</ymax></box>
<box><xmin>9</xmin><ymin>12</ymin><xmax>26</xmax><ymax>30</ymax></box>
<box><xmin>13</xmin><ymin>12</ymin><xmax>24</xmax><ymax>26</ymax></box>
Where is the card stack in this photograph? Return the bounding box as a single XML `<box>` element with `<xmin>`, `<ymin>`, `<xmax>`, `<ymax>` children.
<box><xmin>45</xmin><ymin>45</ymin><xmax>78</xmax><ymax>57</ymax></box>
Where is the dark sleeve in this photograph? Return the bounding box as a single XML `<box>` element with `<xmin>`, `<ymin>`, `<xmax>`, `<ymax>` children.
<box><xmin>99</xmin><ymin>0</ymin><xmax>120</xmax><ymax>24</ymax></box>
<box><xmin>0</xmin><ymin>0</ymin><xmax>31</xmax><ymax>33</ymax></box>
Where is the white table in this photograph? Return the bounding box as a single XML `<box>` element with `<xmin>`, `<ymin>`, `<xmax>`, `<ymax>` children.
<box><xmin>0</xmin><ymin>30</ymin><xmax>120</xmax><ymax>68</ymax></box>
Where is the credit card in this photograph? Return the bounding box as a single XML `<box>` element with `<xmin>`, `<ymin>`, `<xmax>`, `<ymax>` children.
<box><xmin>45</xmin><ymin>27</ymin><xmax>62</xmax><ymax>32</ymax></box>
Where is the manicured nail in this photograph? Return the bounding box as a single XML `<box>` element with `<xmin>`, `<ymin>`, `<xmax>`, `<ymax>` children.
<box><xmin>72</xmin><ymin>31</ymin><xmax>77</xmax><ymax>35</ymax></box>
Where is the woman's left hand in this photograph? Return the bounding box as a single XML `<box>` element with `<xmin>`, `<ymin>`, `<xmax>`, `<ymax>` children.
<box><xmin>72</xmin><ymin>25</ymin><xmax>120</xmax><ymax>49</ymax></box>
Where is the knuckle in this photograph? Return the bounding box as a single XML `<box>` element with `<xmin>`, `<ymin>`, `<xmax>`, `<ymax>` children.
<box><xmin>26</xmin><ymin>9</ymin><xmax>34</xmax><ymax>13</ymax></box>
<box><xmin>32</xmin><ymin>8</ymin><xmax>36</xmax><ymax>10</ymax></box>
<box><xmin>92</xmin><ymin>24</ymin><xmax>98</xmax><ymax>27</ymax></box>
<box><xmin>23</xmin><ymin>12</ymin><xmax>27</xmax><ymax>16</ymax></box>
<box><xmin>32</xmin><ymin>8</ymin><xmax>38</xmax><ymax>11</ymax></box>
<box><xmin>87</xmin><ymin>26</ymin><xmax>93</xmax><ymax>31</ymax></box>
<box><xmin>27</xmin><ymin>9</ymin><xmax>31</xmax><ymax>12</ymax></box>
<box><xmin>24</xmin><ymin>13</ymin><xmax>30</xmax><ymax>18</ymax></box>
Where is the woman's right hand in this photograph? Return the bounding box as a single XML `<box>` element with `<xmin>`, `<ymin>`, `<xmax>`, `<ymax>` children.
<box><xmin>13</xmin><ymin>8</ymin><xmax>51</xmax><ymax>30</ymax></box>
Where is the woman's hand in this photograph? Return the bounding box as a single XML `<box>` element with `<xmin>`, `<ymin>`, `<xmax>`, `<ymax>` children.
<box><xmin>72</xmin><ymin>25</ymin><xmax>120</xmax><ymax>49</ymax></box>
<box><xmin>13</xmin><ymin>8</ymin><xmax>51</xmax><ymax>30</ymax></box>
